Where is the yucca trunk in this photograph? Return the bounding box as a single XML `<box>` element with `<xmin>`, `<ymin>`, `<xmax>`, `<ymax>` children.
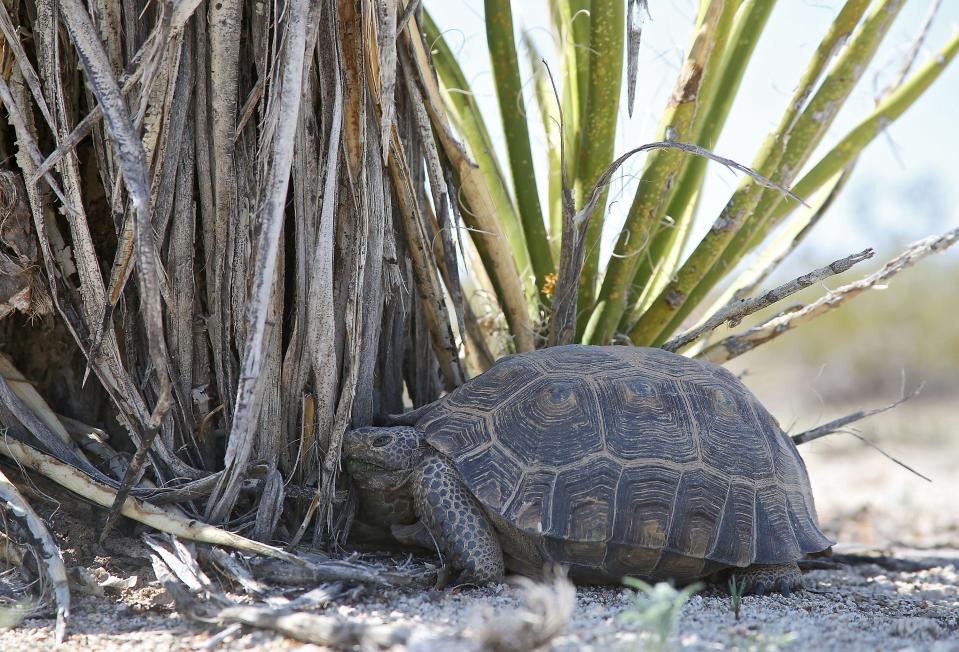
<box><xmin>0</xmin><ymin>0</ymin><xmax>469</xmax><ymax>544</ymax></box>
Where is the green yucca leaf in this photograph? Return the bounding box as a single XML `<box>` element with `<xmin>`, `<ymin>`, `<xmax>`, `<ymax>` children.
<box><xmin>657</xmin><ymin>7</ymin><xmax>959</xmax><ymax>351</ymax></box>
<box><xmin>582</xmin><ymin>0</ymin><xmax>736</xmax><ymax>345</ymax></box>
<box><xmin>690</xmin><ymin>27</ymin><xmax>959</xmax><ymax>325</ymax></box>
<box><xmin>568</xmin><ymin>0</ymin><xmax>591</xmax><ymax>126</ymax></box>
<box><xmin>625</xmin><ymin>0</ymin><xmax>776</xmax><ymax>325</ymax></box>
<box><xmin>485</xmin><ymin>0</ymin><xmax>554</xmax><ymax>300</ymax></box>
<box><xmin>422</xmin><ymin>10</ymin><xmax>536</xmax><ymax>305</ymax></box>
<box><xmin>429</xmin><ymin>0</ymin><xmax>954</xmax><ymax>357</ymax></box>
<box><xmin>575</xmin><ymin>0</ymin><xmax>626</xmax><ymax>336</ymax></box>
<box><xmin>547</xmin><ymin>0</ymin><xmax>583</xmax><ymax>182</ymax></box>
<box><xmin>629</xmin><ymin>0</ymin><xmax>888</xmax><ymax>347</ymax></box>
<box><xmin>522</xmin><ymin>32</ymin><xmax>564</xmax><ymax>260</ymax></box>
<box><xmin>761</xmin><ymin>28</ymin><xmax>959</xmax><ymax>244</ymax></box>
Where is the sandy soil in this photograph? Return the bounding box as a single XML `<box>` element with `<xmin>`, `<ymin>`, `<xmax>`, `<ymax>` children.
<box><xmin>0</xmin><ymin>402</ymin><xmax>956</xmax><ymax>651</ymax></box>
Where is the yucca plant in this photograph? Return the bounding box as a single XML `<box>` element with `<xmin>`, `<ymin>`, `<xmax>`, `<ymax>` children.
<box><xmin>0</xmin><ymin>3</ymin><xmax>954</xmax><ymax>636</ymax></box>
<box><xmin>424</xmin><ymin>0</ymin><xmax>958</xmax><ymax>362</ymax></box>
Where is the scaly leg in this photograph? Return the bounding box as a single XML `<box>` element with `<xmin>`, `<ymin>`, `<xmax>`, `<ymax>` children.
<box><xmin>412</xmin><ymin>453</ymin><xmax>505</xmax><ymax>586</ymax></box>
<box><xmin>732</xmin><ymin>562</ymin><xmax>803</xmax><ymax>596</ymax></box>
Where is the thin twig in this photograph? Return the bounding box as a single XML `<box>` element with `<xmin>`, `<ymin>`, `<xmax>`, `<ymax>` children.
<box><xmin>663</xmin><ymin>248</ymin><xmax>874</xmax><ymax>352</ymax></box>
<box><xmin>873</xmin><ymin>0</ymin><xmax>943</xmax><ymax>161</ymax></box>
<box><xmin>0</xmin><ymin>437</ymin><xmax>306</xmax><ymax>563</ymax></box>
<box><xmin>727</xmin><ymin>163</ymin><xmax>858</xmax><ymax>308</ymax></box>
<box><xmin>791</xmin><ymin>370</ymin><xmax>930</xmax><ymax>484</ymax></box>
<box><xmin>791</xmin><ymin>382</ymin><xmax>923</xmax><ymax>446</ymax></box>
<box><xmin>887</xmin><ymin>0</ymin><xmax>942</xmax><ymax>96</ymax></box>
<box><xmin>397</xmin><ymin>0</ymin><xmax>422</xmax><ymax>32</ymax></box>
<box><xmin>579</xmin><ymin>141</ymin><xmax>809</xmax><ymax>226</ymax></box>
<box><xmin>697</xmin><ymin>226</ymin><xmax>959</xmax><ymax>364</ymax></box>
<box><xmin>821</xmin><ymin>427</ymin><xmax>931</xmax><ymax>483</ymax></box>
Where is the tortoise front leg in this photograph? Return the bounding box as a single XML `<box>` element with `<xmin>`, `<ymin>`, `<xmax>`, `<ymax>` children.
<box><xmin>412</xmin><ymin>453</ymin><xmax>505</xmax><ymax>586</ymax></box>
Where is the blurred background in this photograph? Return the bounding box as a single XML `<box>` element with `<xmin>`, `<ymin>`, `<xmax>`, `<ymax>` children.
<box><xmin>426</xmin><ymin>0</ymin><xmax>959</xmax><ymax>546</ymax></box>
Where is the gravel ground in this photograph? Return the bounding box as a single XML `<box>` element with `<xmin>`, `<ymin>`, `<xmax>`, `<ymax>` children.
<box><xmin>0</xmin><ymin>404</ymin><xmax>956</xmax><ymax>651</ymax></box>
<box><xmin>1</xmin><ymin>545</ymin><xmax>956</xmax><ymax>651</ymax></box>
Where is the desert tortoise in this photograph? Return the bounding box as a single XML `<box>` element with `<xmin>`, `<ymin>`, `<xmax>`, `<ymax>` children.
<box><xmin>344</xmin><ymin>345</ymin><xmax>833</xmax><ymax>593</ymax></box>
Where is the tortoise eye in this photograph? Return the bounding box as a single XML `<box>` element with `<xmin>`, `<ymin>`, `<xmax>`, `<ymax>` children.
<box><xmin>371</xmin><ymin>435</ymin><xmax>392</xmax><ymax>448</ymax></box>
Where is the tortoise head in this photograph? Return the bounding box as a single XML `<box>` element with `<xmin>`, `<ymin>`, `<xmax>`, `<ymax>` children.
<box><xmin>343</xmin><ymin>426</ymin><xmax>421</xmax><ymax>474</ymax></box>
<box><xmin>343</xmin><ymin>427</ymin><xmax>422</xmax><ymax>522</ymax></box>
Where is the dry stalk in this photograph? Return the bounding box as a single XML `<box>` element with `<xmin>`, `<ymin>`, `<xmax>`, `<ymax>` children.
<box><xmin>149</xmin><ymin>537</ymin><xmax>415</xmax><ymax>648</ymax></box>
<box><xmin>697</xmin><ymin>226</ymin><xmax>959</xmax><ymax>364</ymax></box>
<box><xmin>791</xmin><ymin>383</ymin><xmax>923</xmax><ymax>446</ymax></box>
<box><xmin>0</xmin><ymin>436</ymin><xmax>304</xmax><ymax>564</ymax></box>
<box><xmin>809</xmin><ymin>426</ymin><xmax>931</xmax><ymax>482</ymax></box>
<box><xmin>0</xmin><ymin>466</ymin><xmax>69</xmax><ymax>643</ymax></box>
<box><xmin>214</xmin><ymin>606</ymin><xmax>411</xmax><ymax>648</ymax></box>
<box><xmin>402</xmin><ymin>18</ymin><xmax>536</xmax><ymax>352</ymax></box>
<box><xmin>473</xmin><ymin>567</ymin><xmax>576</xmax><ymax>652</ymax></box>
<box><xmin>663</xmin><ymin>247</ymin><xmax>875</xmax><ymax>352</ymax></box>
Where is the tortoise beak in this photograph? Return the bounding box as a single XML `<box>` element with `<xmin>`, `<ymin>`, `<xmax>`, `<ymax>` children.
<box><xmin>341</xmin><ymin>427</ymin><xmax>375</xmax><ymax>458</ymax></box>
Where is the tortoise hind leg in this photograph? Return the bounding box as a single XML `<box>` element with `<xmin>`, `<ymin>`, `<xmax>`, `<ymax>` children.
<box><xmin>732</xmin><ymin>562</ymin><xmax>802</xmax><ymax>596</ymax></box>
<box><xmin>412</xmin><ymin>453</ymin><xmax>505</xmax><ymax>586</ymax></box>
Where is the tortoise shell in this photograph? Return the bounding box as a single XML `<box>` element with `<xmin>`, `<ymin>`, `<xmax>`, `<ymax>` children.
<box><xmin>413</xmin><ymin>345</ymin><xmax>833</xmax><ymax>580</ymax></box>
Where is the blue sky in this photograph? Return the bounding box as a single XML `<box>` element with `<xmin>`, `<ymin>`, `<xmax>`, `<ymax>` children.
<box><xmin>424</xmin><ymin>1</ymin><xmax>959</xmax><ymax>277</ymax></box>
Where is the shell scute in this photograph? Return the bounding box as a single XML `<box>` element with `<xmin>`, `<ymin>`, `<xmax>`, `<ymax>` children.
<box><xmin>665</xmin><ymin>469</ymin><xmax>728</xmax><ymax>561</ymax></box>
<box><xmin>549</xmin><ymin>457</ymin><xmax>620</xmax><ymax>544</ymax></box>
<box><xmin>786</xmin><ymin>487</ymin><xmax>834</xmax><ymax>552</ymax></box>
<box><xmin>489</xmin><ymin>377</ymin><xmax>605</xmax><ymax>467</ymax></box>
<box><xmin>503</xmin><ymin>470</ymin><xmax>555</xmax><ymax>534</ymax></box>
<box><xmin>611</xmin><ymin>464</ymin><xmax>679</xmax><ymax>550</ymax></box>
<box><xmin>457</xmin><ymin>445</ymin><xmax>523</xmax><ymax>511</ymax></box>
<box><xmin>708</xmin><ymin>480</ymin><xmax>756</xmax><ymax>566</ymax></box>
<box><xmin>441</xmin><ymin>353</ymin><xmax>542</xmax><ymax>413</ymax></box>
<box><xmin>770</xmin><ymin>423</ymin><xmax>806</xmax><ymax>486</ymax></box>
<box><xmin>683</xmin><ymin>380</ymin><xmax>777</xmax><ymax>481</ymax></box>
<box><xmin>525</xmin><ymin>344</ymin><xmax>636</xmax><ymax>377</ymax></box>
<box><xmin>754</xmin><ymin>485</ymin><xmax>802</xmax><ymax>562</ymax></box>
<box><xmin>420</xmin><ymin>410</ymin><xmax>492</xmax><ymax>459</ymax></box>
<box><xmin>594</xmin><ymin>374</ymin><xmax>698</xmax><ymax>463</ymax></box>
